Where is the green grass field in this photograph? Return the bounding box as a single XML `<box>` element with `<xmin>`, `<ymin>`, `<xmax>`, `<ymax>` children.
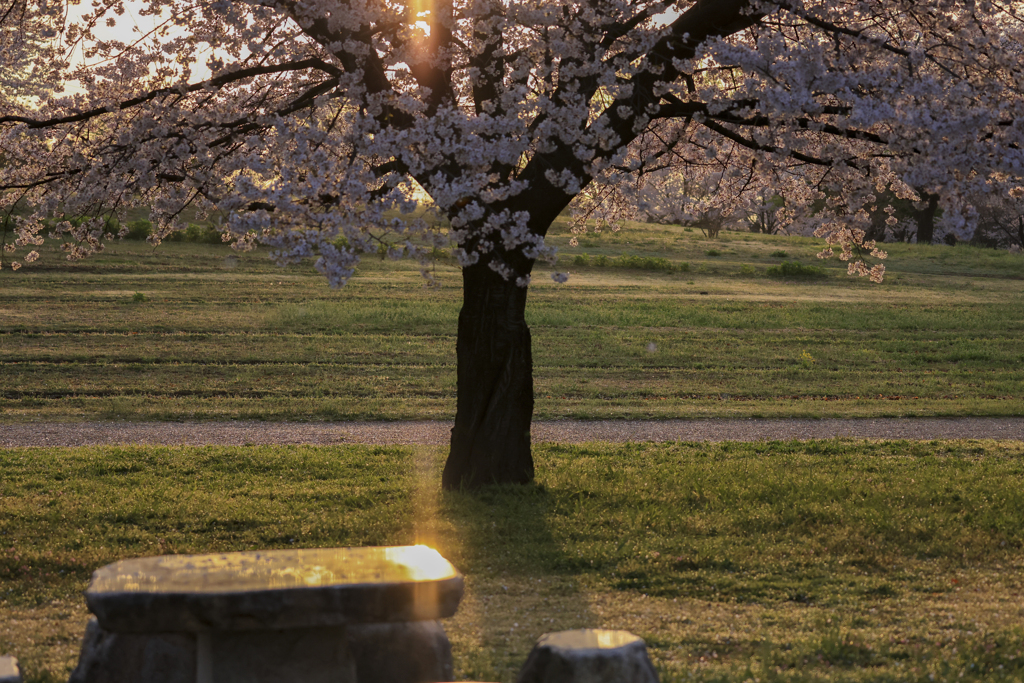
<box><xmin>1</xmin><ymin>219</ymin><xmax>1022</xmax><ymax>422</ymax></box>
<box><xmin>3</xmin><ymin>220</ymin><xmax>1024</xmax><ymax>682</ymax></box>
<box><xmin>3</xmin><ymin>440</ymin><xmax>1024</xmax><ymax>682</ymax></box>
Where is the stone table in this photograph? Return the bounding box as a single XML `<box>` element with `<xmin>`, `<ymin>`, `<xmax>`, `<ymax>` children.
<box><xmin>70</xmin><ymin>545</ymin><xmax>464</xmax><ymax>683</ymax></box>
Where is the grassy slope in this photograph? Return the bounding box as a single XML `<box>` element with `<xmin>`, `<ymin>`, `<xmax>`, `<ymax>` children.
<box><xmin>3</xmin><ymin>441</ymin><xmax>1024</xmax><ymax>682</ymax></box>
<box><xmin>1</xmin><ymin>221</ymin><xmax>1022</xmax><ymax>421</ymax></box>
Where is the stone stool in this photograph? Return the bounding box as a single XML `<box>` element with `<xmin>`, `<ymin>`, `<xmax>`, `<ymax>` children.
<box><xmin>517</xmin><ymin>629</ymin><xmax>659</xmax><ymax>683</ymax></box>
<box><xmin>0</xmin><ymin>656</ymin><xmax>21</xmax><ymax>683</ymax></box>
<box><xmin>69</xmin><ymin>545</ymin><xmax>463</xmax><ymax>683</ymax></box>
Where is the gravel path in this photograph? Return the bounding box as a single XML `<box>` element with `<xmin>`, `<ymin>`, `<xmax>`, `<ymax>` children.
<box><xmin>3</xmin><ymin>417</ymin><xmax>1024</xmax><ymax>448</ymax></box>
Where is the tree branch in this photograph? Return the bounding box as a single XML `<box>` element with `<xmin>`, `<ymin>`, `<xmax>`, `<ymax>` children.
<box><xmin>699</xmin><ymin>116</ymin><xmax>860</xmax><ymax>169</ymax></box>
<box><xmin>0</xmin><ymin>57</ymin><xmax>341</xmax><ymax>128</ymax></box>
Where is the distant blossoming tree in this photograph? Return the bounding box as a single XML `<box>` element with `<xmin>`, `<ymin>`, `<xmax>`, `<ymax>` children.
<box><xmin>0</xmin><ymin>0</ymin><xmax>66</xmax><ymax>103</ymax></box>
<box><xmin>2</xmin><ymin>0</ymin><xmax>1022</xmax><ymax>487</ymax></box>
<box><xmin>974</xmin><ymin>185</ymin><xmax>1024</xmax><ymax>249</ymax></box>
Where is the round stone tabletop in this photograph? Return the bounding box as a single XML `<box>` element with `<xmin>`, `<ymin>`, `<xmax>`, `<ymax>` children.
<box><xmin>86</xmin><ymin>545</ymin><xmax>464</xmax><ymax>633</ymax></box>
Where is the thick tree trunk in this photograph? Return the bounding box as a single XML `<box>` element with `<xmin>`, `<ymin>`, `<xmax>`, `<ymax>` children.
<box><xmin>442</xmin><ymin>262</ymin><xmax>534</xmax><ymax>490</ymax></box>
<box><xmin>914</xmin><ymin>192</ymin><xmax>940</xmax><ymax>244</ymax></box>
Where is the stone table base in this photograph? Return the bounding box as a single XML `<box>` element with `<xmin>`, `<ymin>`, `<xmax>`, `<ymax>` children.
<box><xmin>70</xmin><ymin>618</ymin><xmax>453</xmax><ymax>683</ymax></box>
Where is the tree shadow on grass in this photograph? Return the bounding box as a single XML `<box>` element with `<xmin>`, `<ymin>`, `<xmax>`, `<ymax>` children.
<box><xmin>440</xmin><ymin>482</ymin><xmax>566</xmax><ymax>578</ymax></box>
<box><xmin>416</xmin><ymin>450</ymin><xmax>598</xmax><ymax>682</ymax></box>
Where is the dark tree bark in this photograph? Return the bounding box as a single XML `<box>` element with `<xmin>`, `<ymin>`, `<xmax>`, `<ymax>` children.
<box><xmin>442</xmin><ymin>262</ymin><xmax>535</xmax><ymax>490</ymax></box>
<box><xmin>914</xmin><ymin>192</ymin><xmax>940</xmax><ymax>244</ymax></box>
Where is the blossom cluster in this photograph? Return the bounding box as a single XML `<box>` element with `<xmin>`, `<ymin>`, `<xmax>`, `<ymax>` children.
<box><xmin>1</xmin><ymin>0</ymin><xmax>1022</xmax><ymax>282</ymax></box>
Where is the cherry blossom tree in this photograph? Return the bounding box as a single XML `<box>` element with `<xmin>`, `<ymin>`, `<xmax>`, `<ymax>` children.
<box><xmin>1</xmin><ymin>0</ymin><xmax>66</xmax><ymax>103</ymax></box>
<box><xmin>2</xmin><ymin>0</ymin><xmax>1023</xmax><ymax>487</ymax></box>
<box><xmin>974</xmin><ymin>184</ymin><xmax>1024</xmax><ymax>248</ymax></box>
